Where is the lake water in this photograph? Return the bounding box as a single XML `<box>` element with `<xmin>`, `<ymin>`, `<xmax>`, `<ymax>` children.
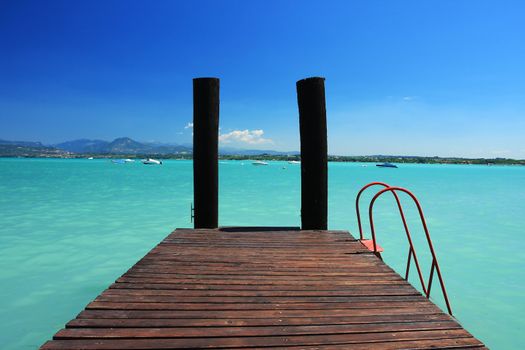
<box><xmin>0</xmin><ymin>158</ymin><xmax>524</xmax><ymax>349</ymax></box>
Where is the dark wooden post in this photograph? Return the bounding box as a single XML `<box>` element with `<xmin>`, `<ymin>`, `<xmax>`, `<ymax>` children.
<box><xmin>193</xmin><ymin>77</ymin><xmax>220</xmax><ymax>228</ymax></box>
<box><xmin>297</xmin><ymin>77</ymin><xmax>328</xmax><ymax>230</ymax></box>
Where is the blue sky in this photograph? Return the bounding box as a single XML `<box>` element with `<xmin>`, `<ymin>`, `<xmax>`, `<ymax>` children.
<box><xmin>1</xmin><ymin>0</ymin><xmax>524</xmax><ymax>157</ymax></box>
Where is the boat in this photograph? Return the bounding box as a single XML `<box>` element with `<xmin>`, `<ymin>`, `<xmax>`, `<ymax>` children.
<box><xmin>112</xmin><ymin>159</ymin><xmax>126</xmax><ymax>164</ymax></box>
<box><xmin>252</xmin><ymin>161</ymin><xmax>268</xmax><ymax>166</ymax></box>
<box><xmin>124</xmin><ymin>159</ymin><xmax>135</xmax><ymax>163</ymax></box>
<box><xmin>376</xmin><ymin>162</ymin><xmax>398</xmax><ymax>168</ymax></box>
<box><xmin>87</xmin><ymin>157</ymin><xmax>94</xmax><ymax>160</ymax></box>
<box><xmin>288</xmin><ymin>160</ymin><xmax>300</xmax><ymax>164</ymax></box>
<box><xmin>143</xmin><ymin>158</ymin><xmax>162</xmax><ymax>165</ymax></box>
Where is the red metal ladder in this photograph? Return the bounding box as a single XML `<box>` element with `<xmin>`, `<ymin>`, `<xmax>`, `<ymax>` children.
<box><xmin>355</xmin><ymin>182</ymin><xmax>453</xmax><ymax>315</ymax></box>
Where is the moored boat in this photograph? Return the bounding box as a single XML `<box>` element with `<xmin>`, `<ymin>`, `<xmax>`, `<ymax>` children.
<box><xmin>376</xmin><ymin>162</ymin><xmax>398</xmax><ymax>168</ymax></box>
<box><xmin>143</xmin><ymin>158</ymin><xmax>162</xmax><ymax>165</ymax></box>
<box><xmin>252</xmin><ymin>160</ymin><xmax>268</xmax><ymax>166</ymax></box>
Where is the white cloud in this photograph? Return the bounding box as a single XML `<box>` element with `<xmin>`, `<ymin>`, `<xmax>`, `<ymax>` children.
<box><xmin>402</xmin><ymin>96</ymin><xmax>416</xmax><ymax>101</ymax></box>
<box><xmin>185</xmin><ymin>122</ymin><xmax>193</xmax><ymax>129</ymax></box>
<box><xmin>219</xmin><ymin>129</ymin><xmax>273</xmax><ymax>145</ymax></box>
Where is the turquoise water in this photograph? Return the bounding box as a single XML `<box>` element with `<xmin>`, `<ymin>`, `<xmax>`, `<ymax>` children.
<box><xmin>0</xmin><ymin>158</ymin><xmax>523</xmax><ymax>349</ymax></box>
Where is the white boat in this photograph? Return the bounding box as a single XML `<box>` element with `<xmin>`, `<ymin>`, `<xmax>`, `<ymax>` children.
<box><xmin>124</xmin><ymin>159</ymin><xmax>135</xmax><ymax>163</ymax></box>
<box><xmin>252</xmin><ymin>161</ymin><xmax>268</xmax><ymax>166</ymax></box>
<box><xmin>143</xmin><ymin>158</ymin><xmax>162</xmax><ymax>165</ymax></box>
<box><xmin>288</xmin><ymin>160</ymin><xmax>300</xmax><ymax>164</ymax></box>
<box><xmin>87</xmin><ymin>157</ymin><xmax>94</xmax><ymax>160</ymax></box>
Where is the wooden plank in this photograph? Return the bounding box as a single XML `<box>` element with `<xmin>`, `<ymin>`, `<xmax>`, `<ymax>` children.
<box><xmin>121</xmin><ymin>272</ymin><xmax>404</xmax><ymax>280</ymax></box>
<box><xmin>42</xmin><ymin>329</ymin><xmax>477</xmax><ymax>349</ymax></box>
<box><xmin>76</xmin><ymin>307</ymin><xmax>445</xmax><ymax>319</ymax></box>
<box><xmin>54</xmin><ymin>321</ymin><xmax>462</xmax><ymax>339</ymax></box>
<box><xmin>108</xmin><ymin>284</ymin><xmax>421</xmax><ymax>294</ymax></box>
<box><xmin>101</xmin><ymin>288</ymin><xmax>421</xmax><ymax>297</ymax></box>
<box><xmin>66</xmin><ymin>314</ymin><xmax>453</xmax><ymax>328</ymax></box>
<box><xmin>115</xmin><ymin>276</ymin><xmax>406</xmax><ymax>283</ymax></box>
<box><xmin>248</xmin><ymin>338</ymin><xmax>486</xmax><ymax>349</ymax></box>
<box><xmin>85</xmin><ymin>301</ymin><xmax>436</xmax><ymax>311</ymax></box>
<box><xmin>94</xmin><ymin>294</ymin><xmax>427</xmax><ymax>303</ymax></box>
<box><xmin>40</xmin><ymin>228</ymin><xmax>484</xmax><ymax>349</ymax></box>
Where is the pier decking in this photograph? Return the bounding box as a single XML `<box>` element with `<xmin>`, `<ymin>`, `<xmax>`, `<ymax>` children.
<box><xmin>41</xmin><ymin>228</ymin><xmax>484</xmax><ymax>349</ymax></box>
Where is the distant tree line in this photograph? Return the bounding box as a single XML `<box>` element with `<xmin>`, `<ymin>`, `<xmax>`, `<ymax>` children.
<box><xmin>2</xmin><ymin>145</ymin><xmax>524</xmax><ymax>165</ymax></box>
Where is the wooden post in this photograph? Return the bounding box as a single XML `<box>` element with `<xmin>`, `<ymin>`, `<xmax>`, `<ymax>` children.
<box><xmin>297</xmin><ymin>77</ymin><xmax>328</xmax><ymax>230</ymax></box>
<box><xmin>193</xmin><ymin>77</ymin><xmax>220</xmax><ymax>228</ymax></box>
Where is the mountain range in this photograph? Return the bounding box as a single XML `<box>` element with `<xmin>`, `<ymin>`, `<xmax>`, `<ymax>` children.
<box><xmin>53</xmin><ymin>138</ymin><xmax>192</xmax><ymax>155</ymax></box>
<box><xmin>0</xmin><ymin>137</ymin><xmax>298</xmax><ymax>156</ymax></box>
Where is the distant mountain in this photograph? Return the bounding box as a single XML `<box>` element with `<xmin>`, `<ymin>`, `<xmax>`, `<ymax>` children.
<box><xmin>106</xmin><ymin>137</ymin><xmax>150</xmax><ymax>153</ymax></box>
<box><xmin>0</xmin><ymin>140</ymin><xmax>70</xmax><ymax>157</ymax></box>
<box><xmin>54</xmin><ymin>137</ymin><xmax>192</xmax><ymax>155</ymax></box>
<box><xmin>149</xmin><ymin>144</ymin><xmax>192</xmax><ymax>154</ymax></box>
<box><xmin>1</xmin><ymin>137</ymin><xmax>294</xmax><ymax>157</ymax></box>
<box><xmin>219</xmin><ymin>147</ymin><xmax>299</xmax><ymax>156</ymax></box>
<box><xmin>54</xmin><ymin>139</ymin><xmax>109</xmax><ymax>153</ymax></box>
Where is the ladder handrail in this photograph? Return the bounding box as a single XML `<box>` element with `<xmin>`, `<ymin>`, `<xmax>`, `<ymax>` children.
<box><xmin>368</xmin><ymin>186</ymin><xmax>453</xmax><ymax>315</ymax></box>
<box><xmin>356</xmin><ymin>182</ymin><xmax>390</xmax><ymax>240</ymax></box>
<box><xmin>356</xmin><ymin>182</ymin><xmax>428</xmax><ymax>295</ymax></box>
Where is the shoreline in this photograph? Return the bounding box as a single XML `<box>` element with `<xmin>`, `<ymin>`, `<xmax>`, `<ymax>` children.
<box><xmin>1</xmin><ymin>154</ymin><xmax>524</xmax><ymax>166</ymax></box>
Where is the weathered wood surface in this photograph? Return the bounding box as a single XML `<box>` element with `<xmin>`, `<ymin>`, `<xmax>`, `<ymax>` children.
<box><xmin>41</xmin><ymin>228</ymin><xmax>484</xmax><ymax>349</ymax></box>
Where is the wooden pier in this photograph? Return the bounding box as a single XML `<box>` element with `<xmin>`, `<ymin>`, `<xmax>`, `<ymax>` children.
<box><xmin>41</xmin><ymin>228</ymin><xmax>485</xmax><ymax>349</ymax></box>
